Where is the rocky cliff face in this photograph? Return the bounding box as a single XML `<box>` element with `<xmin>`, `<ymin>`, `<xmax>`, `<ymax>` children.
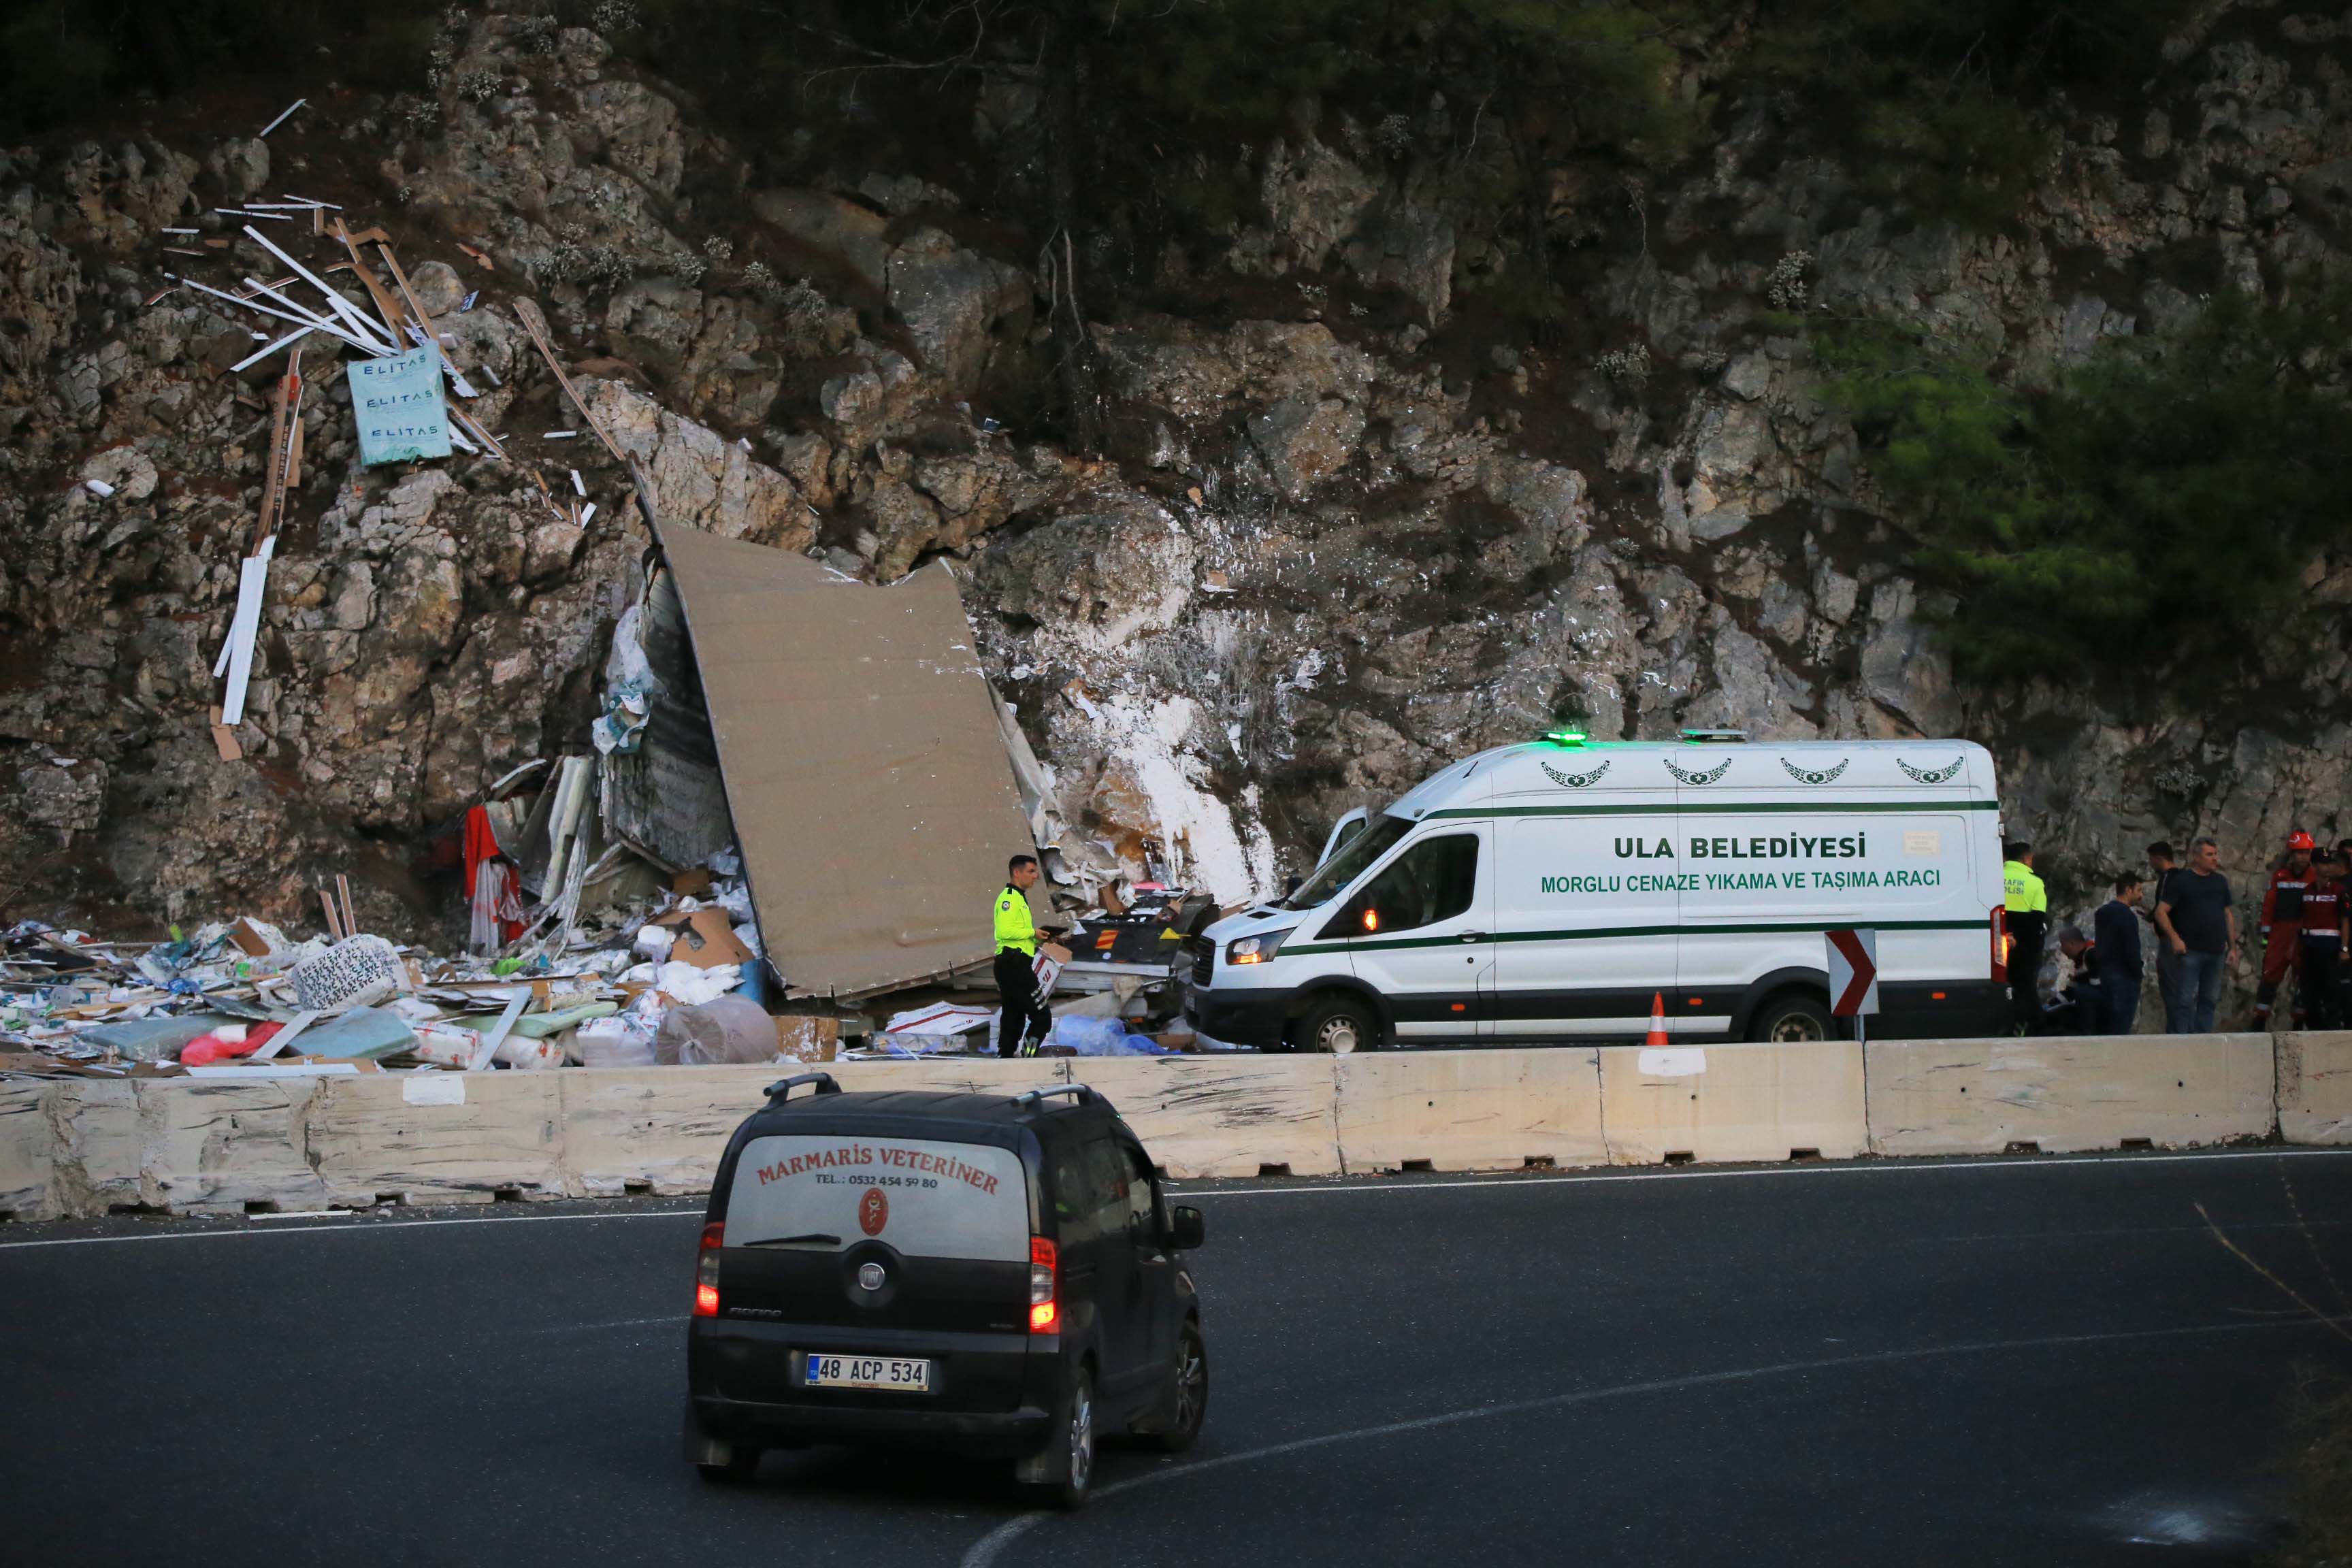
<box><xmin>2</xmin><ymin>4</ymin><xmax>2349</xmax><ymax>973</ymax></box>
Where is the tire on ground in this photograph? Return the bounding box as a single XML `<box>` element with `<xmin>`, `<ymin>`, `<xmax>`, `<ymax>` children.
<box><xmin>1747</xmin><ymin>990</ymin><xmax>1833</xmax><ymax>1043</ymax></box>
<box><xmin>1294</xmin><ymin>992</ymin><xmax>1381</xmax><ymax>1054</ymax></box>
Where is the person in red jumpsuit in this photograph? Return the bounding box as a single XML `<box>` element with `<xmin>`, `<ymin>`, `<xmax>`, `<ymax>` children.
<box><xmin>2251</xmin><ymin>830</ymin><xmax>2318</xmax><ymax>1028</ymax></box>
<box><xmin>2297</xmin><ymin>847</ymin><xmax>2349</xmax><ymax>1030</ymax></box>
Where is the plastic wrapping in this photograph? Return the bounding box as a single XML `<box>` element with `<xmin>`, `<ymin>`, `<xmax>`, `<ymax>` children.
<box><xmin>655</xmin><ymin>993</ymin><xmax>777</xmax><ymax>1066</ymax></box>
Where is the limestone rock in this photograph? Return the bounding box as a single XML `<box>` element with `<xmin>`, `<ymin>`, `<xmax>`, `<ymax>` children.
<box><xmin>581</xmin><ymin>378</ymin><xmax>811</xmax><ymax>549</ymax></box>
<box><xmin>204</xmin><ymin>137</ymin><xmax>269</xmax><ymax>202</ymax></box>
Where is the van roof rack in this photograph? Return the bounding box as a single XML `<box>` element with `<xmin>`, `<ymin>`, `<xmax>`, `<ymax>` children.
<box><xmin>1013</xmin><ymin>1084</ymin><xmax>1095</xmax><ymax>1109</ymax></box>
<box><xmin>1679</xmin><ymin>728</ymin><xmax>1748</xmax><ymax>743</ymax></box>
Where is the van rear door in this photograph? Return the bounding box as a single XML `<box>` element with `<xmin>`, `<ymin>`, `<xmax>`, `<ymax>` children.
<box><xmin>715</xmin><ymin>1130</ymin><xmax>1032</xmax><ymax>1407</ymax></box>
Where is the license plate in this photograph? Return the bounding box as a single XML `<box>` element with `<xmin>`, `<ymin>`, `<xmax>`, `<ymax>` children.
<box><xmin>804</xmin><ymin>1354</ymin><xmax>932</xmax><ymax>1392</ymax></box>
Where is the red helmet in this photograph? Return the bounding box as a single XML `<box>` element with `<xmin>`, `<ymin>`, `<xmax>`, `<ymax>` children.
<box><xmin>2288</xmin><ymin>830</ymin><xmax>2317</xmax><ymax>851</ymax></box>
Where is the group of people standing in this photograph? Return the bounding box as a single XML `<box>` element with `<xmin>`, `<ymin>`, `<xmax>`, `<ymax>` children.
<box><xmin>2003</xmin><ymin>832</ymin><xmax>2351</xmax><ymax>1036</ymax></box>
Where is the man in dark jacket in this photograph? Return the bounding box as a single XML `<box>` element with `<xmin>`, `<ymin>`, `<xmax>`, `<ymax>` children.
<box><xmin>2092</xmin><ymin>872</ymin><xmax>2146</xmax><ymax>1034</ymax></box>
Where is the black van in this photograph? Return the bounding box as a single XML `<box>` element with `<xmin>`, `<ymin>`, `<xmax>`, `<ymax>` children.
<box><xmin>683</xmin><ymin>1076</ymin><xmax>1209</xmax><ymax>1507</ymax></box>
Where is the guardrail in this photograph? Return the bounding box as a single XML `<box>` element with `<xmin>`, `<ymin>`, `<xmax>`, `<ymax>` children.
<box><xmin>1</xmin><ymin>1031</ymin><xmax>2345</xmax><ymax>1222</ymax></box>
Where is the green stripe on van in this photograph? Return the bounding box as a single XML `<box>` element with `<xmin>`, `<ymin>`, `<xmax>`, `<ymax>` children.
<box><xmin>1426</xmin><ymin>798</ymin><xmax>1997</xmax><ymax>820</ymax></box>
<box><xmin>1286</xmin><ymin>917</ymin><xmax>1984</xmax><ymax>957</ymax></box>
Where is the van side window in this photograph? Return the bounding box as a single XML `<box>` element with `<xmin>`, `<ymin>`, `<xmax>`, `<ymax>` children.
<box><xmin>1081</xmin><ymin>1137</ymin><xmax>1134</xmax><ymax>1237</ymax></box>
<box><xmin>1120</xmin><ymin>1143</ymin><xmax>1160</xmax><ymax>1235</ymax></box>
<box><xmin>1051</xmin><ymin>1140</ymin><xmax>1099</xmax><ymax>1245</ymax></box>
<box><xmin>1322</xmin><ymin>832</ymin><xmax>1479</xmax><ymax>938</ymax></box>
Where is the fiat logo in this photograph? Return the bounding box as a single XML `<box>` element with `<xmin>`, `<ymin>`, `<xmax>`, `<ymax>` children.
<box><xmin>857</xmin><ymin>1262</ymin><xmax>886</xmax><ymax>1292</ymax></box>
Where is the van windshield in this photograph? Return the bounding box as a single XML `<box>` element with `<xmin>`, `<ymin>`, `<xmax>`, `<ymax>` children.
<box><xmin>726</xmin><ymin>1134</ymin><xmax>1029</xmax><ymax>1262</ymax></box>
<box><xmin>1277</xmin><ymin>813</ymin><xmax>1412</xmax><ymax>910</ymax></box>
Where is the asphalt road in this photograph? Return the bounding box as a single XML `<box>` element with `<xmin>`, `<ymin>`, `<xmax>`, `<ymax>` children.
<box><xmin>4</xmin><ymin>1147</ymin><xmax>2349</xmax><ymax>1567</ymax></box>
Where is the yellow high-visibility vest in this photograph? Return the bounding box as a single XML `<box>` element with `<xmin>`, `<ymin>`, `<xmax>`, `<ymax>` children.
<box><xmin>2003</xmin><ymin>860</ymin><xmax>2047</xmax><ymax>915</ymax></box>
<box><xmin>994</xmin><ymin>885</ymin><xmax>1036</xmax><ymax>956</ymax></box>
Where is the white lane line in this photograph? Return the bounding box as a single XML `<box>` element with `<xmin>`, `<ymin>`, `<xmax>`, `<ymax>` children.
<box><xmin>1170</xmin><ymin>1145</ymin><xmax>2352</xmax><ymax>1200</ymax></box>
<box><xmin>960</xmin><ymin>1311</ymin><xmax>2352</xmax><ymax>1568</ymax></box>
<box><xmin>0</xmin><ymin>1205</ymin><xmax>706</xmax><ymax>1251</ymax></box>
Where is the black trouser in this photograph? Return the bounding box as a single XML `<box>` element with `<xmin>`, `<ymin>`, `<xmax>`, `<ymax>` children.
<box><xmin>2301</xmin><ymin>936</ymin><xmax>2340</xmax><ymax>1030</ymax></box>
<box><xmin>2008</xmin><ymin>913</ymin><xmax>2046</xmax><ymax>1034</ymax></box>
<box><xmin>994</xmin><ymin>949</ymin><xmax>1052</xmax><ymax>1058</ymax></box>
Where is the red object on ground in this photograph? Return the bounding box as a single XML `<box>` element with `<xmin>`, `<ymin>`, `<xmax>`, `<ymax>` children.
<box><xmin>179</xmin><ymin>1021</ymin><xmax>282</xmax><ymax>1066</ymax></box>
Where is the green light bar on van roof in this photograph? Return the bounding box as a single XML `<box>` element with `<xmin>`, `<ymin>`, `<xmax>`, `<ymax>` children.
<box><xmin>1542</xmin><ymin>728</ymin><xmax>1588</xmax><ymax>747</ymax></box>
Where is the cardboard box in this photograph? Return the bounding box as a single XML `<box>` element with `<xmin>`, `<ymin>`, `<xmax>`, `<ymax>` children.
<box><xmin>775</xmin><ymin>1015</ymin><xmax>840</xmax><ymax>1063</ymax></box>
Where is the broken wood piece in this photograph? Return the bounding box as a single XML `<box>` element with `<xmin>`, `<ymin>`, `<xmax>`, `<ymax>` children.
<box><xmin>570</xmin><ymin>469</ymin><xmax>585</xmax><ymax>496</ymax></box>
<box><xmin>214</xmin><ymin>535</ymin><xmax>275</xmax><ymax>725</ymax></box>
<box><xmin>510</xmin><ymin>296</ymin><xmax>627</xmax><ymax>466</ymax></box>
<box><xmin>209</xmin><ymin>705</ymin><xmax>243</xmax><ymax>763</ymax></box>
<box><xmin>252</xmin><ymin>1009</ymin><xmax>321</xmax><ymax>1060</ymax></box>
<box><xmin>252</xmin><ymin>350</ymin><xmax>302</xmax><ymax>551</ymax></box>
<box><xmin>229</xmin><ymin>324</ymin><xmax>315</xmax><ymax>375</ymax></box>
<box><xmin>257</xmin><ymin>99</ymin><xmax>308</xmax><ymax>137</ymax></box>
<box><xmin>176</xmin><ymin>272</ymin><xmax>380</xmax><ymax>356</ymax></box>
<box><xmin>470</xmin><ymin>987</ymin><xmax>530</xmax><ymax>1071</ymax></box>
<box><xmin>332</xmin><ymin>217</ymin><xmax>410</xmax><ymax>340</ymax></box>
<box><xmin>241</xmin><ymin>227</ymin><xmax>397</xmax><ymax>350</ymax></box>
<box><xmin>318</xmin><ymin>887</ymin><xmax>344</xmax><ymax>943</ymax></box>
<box><xmin>374</xmin><ymin>239</ymin><xmax>482</xmax><ymax>397</ymax></box>
<box><xmin>336</xmin><ymin>873</ymin><xmax>357</xmax><ymax>937</ymax></box>
<box><xmin>457</xmin><ymin>243</ymin><xmax>495</xmax><ymax>270</ymax></box>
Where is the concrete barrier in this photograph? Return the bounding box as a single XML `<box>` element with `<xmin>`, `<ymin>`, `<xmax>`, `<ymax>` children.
<box><xmin>2279</xmin><ymin>1030</ymin><xmax>2352</xmax><ymax>1145</ymax></box>
<box><xmin>0</xmin><ymin>1081</ymin><xmax>53</xmax><ymax>1220</ymax></box>
<box><xmin>1</xmin><ymin>1032</ymin><xmax>2338</xmax><ymax>1223</ymax></box>
<box><xmin>1864</xmin><ymin>1033</ymin><xmax>2275</xmax><ymax>1157</ymax></box>
<box><xmin>1335</xmin><ymin>1049</ymin><xmax>1605</xmax><ymax>1172</ymax></box>
<box><xmin>1599</xmin><ymin>1041</ymin><xmax>1868</xmax><ymax>1164</ymax></box>
<box><xmin>1075</xmin><ymin>1055</ymin><xmax>1341</xmax><ymax>1179</ymax></box>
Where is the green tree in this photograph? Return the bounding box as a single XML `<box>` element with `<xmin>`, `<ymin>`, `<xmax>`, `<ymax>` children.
<box><xmin>1817</xmin><ymin>291</ymin><xmax>2352</xmax><ymax>696</ymax></box>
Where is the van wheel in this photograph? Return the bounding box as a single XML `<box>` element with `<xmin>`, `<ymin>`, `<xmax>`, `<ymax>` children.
<box><xmin>1142</xmin><ymin>1324</ymin><xmax>1209</xmax><ymax>1452</ymax></box>
<box><xmin>1298</xmin><ymin>995</ymin><xmax>1379</xmax><ymax>1054</ymax></box>
<box><xmin>1028</xmin><ymin>1364</ymin><xmax>1096</xmax><ymax>1511</ymax></box>
<box><xmin>1750</xmin><ymin>993</ymin><xmax>1833</xmax><ymax>1043</ymax></box>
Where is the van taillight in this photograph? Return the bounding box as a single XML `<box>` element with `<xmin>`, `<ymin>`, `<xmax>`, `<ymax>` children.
<box><xmin>1989</xmin><ymin>906</ymin><xmax>2007</xmax><ymax>983</ymax></box>
<box><xmin>1028</xmin><ymin>1235</ymin><xmax>1058</xmax><ymax>1334</ymax></box>
<box><xmin>693</xmin><ymin>1221</ymin><xmax>722</xmax><ymax>1317</ymax></box>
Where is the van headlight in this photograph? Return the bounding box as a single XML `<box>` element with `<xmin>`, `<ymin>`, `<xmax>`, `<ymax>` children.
<box><xmin>1226</xmin><ymin>928</ymin><xmax>1293</xmax><ymax>965</ymax></box>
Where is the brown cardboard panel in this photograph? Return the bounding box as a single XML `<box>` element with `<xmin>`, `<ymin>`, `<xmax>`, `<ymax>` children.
<box><xmin>655</xmin><ymin>525</ymin><xmax>1034</xmax><ymax>997</ymax></box>
<box><xmin>652</xmin><ymin>906</ymin><xmax>754</xmax><ymax>969</ymax></box>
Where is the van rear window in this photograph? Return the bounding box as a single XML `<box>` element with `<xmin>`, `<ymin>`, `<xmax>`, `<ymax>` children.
<box><xmin>725</xmin><ymin>1135</ymin><xmax>1029</xmax><ymax>1262</ymax></box>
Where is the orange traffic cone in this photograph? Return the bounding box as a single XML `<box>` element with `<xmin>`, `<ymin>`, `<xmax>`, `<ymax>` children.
<box><xmin>1646</xmin><ymin>992</ymin><xmax>1669</xmax><ymax>1047</ymax></box>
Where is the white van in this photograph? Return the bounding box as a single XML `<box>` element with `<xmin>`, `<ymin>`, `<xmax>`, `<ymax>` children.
<box><xmin>1188</xmin><ymin>733</ymin><xmax>2008</xmax><ymax>1051</ymax></box>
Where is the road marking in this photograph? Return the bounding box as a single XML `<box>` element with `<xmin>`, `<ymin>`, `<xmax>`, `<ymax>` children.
<box><xmin>1</xmin><ymin>1147</ymin><xmax>2344</xmax><ymax>1252</ymax></box>
<box><xmin>1170</xmin><ymin>1145</ymin><xmax>2352</xmax><ymax>1200</ymax></box>
<box><xmin>960</xmin><ymin>1311</ymin><xmax>2352</xmax><ymax>1568</ymax></box>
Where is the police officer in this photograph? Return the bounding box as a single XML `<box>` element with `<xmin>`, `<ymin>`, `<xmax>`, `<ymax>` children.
<box><xmin>993</xmin><ymin>854</ymin><xmax>1054</xmax><ymax>1058</ymax></box>
<box><xmin>2003</xmin><ymin>839</ymin><xmax>2048</xmax><ymax>1034</ymax></box>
